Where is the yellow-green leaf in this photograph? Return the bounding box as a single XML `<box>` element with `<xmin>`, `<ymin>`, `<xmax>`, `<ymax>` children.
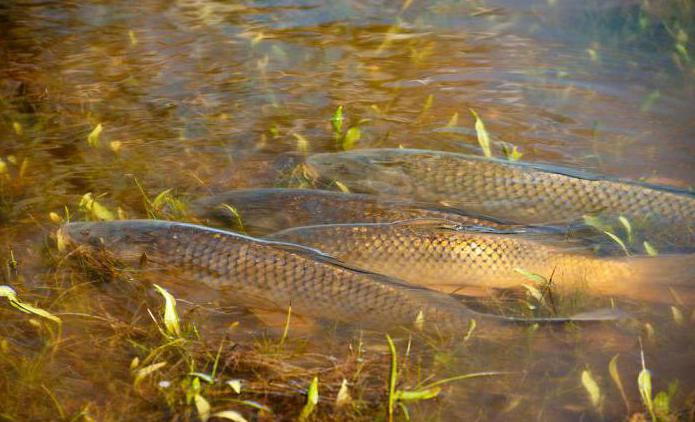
<box><xmin>331</xmin><ymin>105</ymin><xmax>344</xmax><ymax>135</ymax></box>
<box><xmin>618</xmin><ymin>216</ymin><xmax>633</xmax><ymax>244</ymax></box>
<box><xmin>226</xmin><ymin>379</ymin><xmax>242</xmax><ymax>394</ymax></box>
<box><xmin>643</xmin><ymin>241</ymin><xmax>658</xmax><ymax>256</ymax></box>
<box><xmin>671</xmin><ymin>306</ymin><xmax>684</xmax><ymax>325</ymax></box>
<box><xmin>602</xmin><ymin>230</ymin><xmax>630</xmax><ymax>256</ymax></box>
<box><xmin>79</xmin><ymin>193</ymin><xmax>115</xmax><ymax>221</ymax></box>
<box><xmin>342</xmin><ymin>127</ymin><xmax>360</xmax><ymax>151</ymax></box>
<box><xmin>469</xmin><ymin>109</ymin><xmax>492</xmax><ymax>157</ymax></box>
<box><xmin>153</xmin><ymin>284</ymin><xmax>181</xmax><ymax>337</ymax></box>
<box><xmin>133</xmin><ymin>361</ymin><xmax>167</xmax><ymax>386</ymax></box>
<box><xmin>298</xmin><ymin>376</ymin><xmax>319</xmax><ymax>421</ymax></box>
<box><xmin>195</xmin><ymin>394</ymin><xmax>211</xmax><ymax>422</ymax></box>
<box><xmin>293</xmin><ymin>133</ymin><xmax>309</xmax><ymax>153</ymax></box>
<box><xmin>87</xmin><ymin>123</ymin><xmax>103</xmax><ymax>147</ymax></box>
<box><xmin>503</xmin><ymin>144</ymin><xmax>523</xmax><ymax>161</ymax></box>
<box><xmin>12</xmin><ymin>121</ymin><xmax>23</xmax><ymax>136</ymax></box>
<box><xmin>334</xmin><ymin>181</ymin><xmax>350</xmax><ymax>193</ymax></box>
<box><xmin>395</xmin><ymin>387</ymin><xmax>441</xmax><ymax>401</ymax></box>
<box><xmin>446</xmin><ymin>112</ymin><xmax>459</xmax><ymax>127</ymax></box>
<box><xmin>608</xmin><ymin>354</ymin><xmax>630</xmax><ymax>413</ymax></box>
<box><xmin>109</xmin><ymin>141</ymin><xmax>122</xmax><ymax>153</ymax></box>
<box><xmin>581</xmin><ymin>369</ymin><xmax>602</xmax><ymax>410</ymax></box>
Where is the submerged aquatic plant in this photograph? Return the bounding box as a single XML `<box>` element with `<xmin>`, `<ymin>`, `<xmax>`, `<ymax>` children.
<box><xmin>0</xmin><ymin>285</ymin><xmax>61</xmax><ymax>326</ymax></box>
<box><xmin>469</xmin><ymin>108</ymin><xmax>492</xmax><ymax>158</ymax></box>
<box><xmin>152</xmin><ymin>284</ymin><xmax>181</xmax><ymax>338</ymax></box>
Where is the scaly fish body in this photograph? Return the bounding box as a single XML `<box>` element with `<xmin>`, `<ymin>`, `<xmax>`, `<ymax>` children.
<box><xmin>57</xmin><ymin>220</ymin><xmax>522</xmax><ymax>334</ymax></box>
<box><xmin>269</xmin><ymin>221</ymin><xmax>695</xmax><ymax>303</ymax></box>
<box><xmin>192</xmin><ymin>188</ymin><xmax>512</xmax><ymax>236</ymax></box>
<box><xmin>306</xmin><ymin>149</ymin><xmax>695</xmax><ymax>248</ymax></box>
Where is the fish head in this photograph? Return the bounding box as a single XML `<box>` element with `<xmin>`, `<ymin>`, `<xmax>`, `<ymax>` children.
<box><xmin>57</xmin><ymin>220</ymin><xmax>161</xmax><ymax>265</ymax></box>
<box><xmin>306</xmin><ymin>150</ymin><xmax>414</xmax><ymax>195</ymax></box>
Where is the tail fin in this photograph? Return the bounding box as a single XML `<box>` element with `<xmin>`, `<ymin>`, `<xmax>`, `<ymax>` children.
<box><xmin>600</xmin><ymin>254</ymin><xmax>695</xmax><ymax>305</ymax></box>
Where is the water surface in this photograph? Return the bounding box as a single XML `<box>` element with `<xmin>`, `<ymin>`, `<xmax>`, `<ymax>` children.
<box><xmin>1</xmin><ymin>0</ymin><xmax>693</xmax><ymax>420</ymax></box>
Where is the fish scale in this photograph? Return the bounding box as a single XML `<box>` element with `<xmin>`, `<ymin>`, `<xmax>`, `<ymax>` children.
<box><xmin>191</xmin><ymin>188</ymin><xmax>514</xmax><ymax>236</ymax></box>
<box><xmin>269</xmin><ymin>220</ymin><xmax>695</xmax><ymax>302</ymax></box>
<box><xmin>57</xmin><ymin>220</ymin><xmax>517</xmax><ymax>333</ymax></box>
<box><xmin>306</xmin><ymin>149</ymin><xmax>694</xmax><ymax>249</ymax></box>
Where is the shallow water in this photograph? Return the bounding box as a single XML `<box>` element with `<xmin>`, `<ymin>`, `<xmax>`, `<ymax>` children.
<box><xmin>1</xmin><ymin>0</ymin><xmax>694</xmax><ymax>420</ymax></box>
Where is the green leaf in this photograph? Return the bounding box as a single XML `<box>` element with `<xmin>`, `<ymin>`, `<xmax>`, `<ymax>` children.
<box><xmin>133</xmin><ymin>361</ymin><xmax>167</xmax><ymax>386</ymax></box>
<box><xmin>298</xmin><ymin>376</ymin><xmax>319</xmax><ymax>421</ymax></box>
<box><xmin>334</xmin><ymin>181</ymin><xmax>350</xmax><ymax>193</ymax></box>
<box><xmin>342</xmin><ymin>127</ymin><xmax>361</xmax><ymax>151</ymax></box>
<box><xmin>670</xmin><ymin>306</ymin><xmax>684</xmax><ymax>326</ymax></box>
<box><xmin>581</xmin><ymin>369</ymin><xmax>602</xmax><ymax>410</ymax></box>
<box><xmin>87</xmin><ymin>123</ymin><xmax>103</xmax><ymax>147</ymax></box>
<box><xmin>386</xmin><ymin>334</ymin><xmax>398</xmax><ymax>421</ymax></box>
<box><xmin>654</xmin><ymin>391</ymin><xmax>670</xmax><ymax>419</ymax></box>
<box><xmin>293</xmin><ymin>133</ymin><xmax>310</xmax><ymax>153</ymax></box>
<box><xmin>602</xmin><ymin>230</ymin><xmax>630</xmax><ymax>256</ymax></box>
<box><xmin>638</xmin><ymin>368</ymin><xmax>656</xmax><ymax>422</ymax></box>
<box><xmin>608</xmin><ymin>354</ymin><xmax>630</xmax><ymax>413</ymax></box>
<box><xmin>469</xmin><ymin>109</ymin><xmax>492</xmax><ymax>158</ymax></box>
<box><xmin>226</xmin><ymin>379</ymin><xmax>242</xmax><ymax>394</ymax></box>
<box><xmin>618</xmin><ymin>216</ymin><xmax>633</xmax><ymax>244</ymax></box>
<box><xmin>643</xmin><ymin>241</ymin><xmax>658</xmax><ymax>256</ymax></box>
<box><xmin>153</xmin><ymin>284</ymin><xmax>181</xmax><ymax>338</ymax></box>
<box><xmin>9</xmin><ymin>299</ymin><xmax>62</xmax><ymax>325</ymax></box>
<box><xmin>446</xmin><ymin>112</ymin><xmax>458</xmax><ymax>127</ymax></box>
<box><xmin>189</xmin><ymin>372</ymin><xmax>214</xmax><ymax>384</ymax></box>
<box><xmin>331</xmin><ymin>105</ymin><xmax>344</xmax><ymax>135</ymax></box>
<box><xmin>221</xmin><ymin>204</ymin><xmax>245</xmax><ymax>233</ymax></box>
<box><xmin>463</xmin><ymin>318</ymin><xmax>476</xmax><ymax>342</ymax></box>
<box><xmin>502</xmin><ymin>144</ymin><xmax>523</xmax><ymax>161</ymax></box>
<box><xmin>79</xmin><ymin>193</ymin><xmax>115</xmax><ymax>221</ymax></box>
<box><xmin>1</xmin><ymin>285</ymin><xmax>62</xmax><ymax>325</ymax></box>
<box><xmin>395</xmin><ymin>387</ymin><xmax>441</xmax><ymax>401</ymax></box>
<box><xmin>194</xmin><ymin>394</ymin><xmax>211</xmax><ymax>422</ymax></box>
<box><xmin>582</xmin><ymin>215</ymin><xmax>613</xmax><ymax>233</ymax></box>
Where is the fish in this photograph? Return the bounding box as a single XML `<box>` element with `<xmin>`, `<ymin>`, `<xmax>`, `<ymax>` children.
<box><xmin>305</xmin><ymin>149</ymin><xmax>695</xmax><ymax>249</ymax></box>
<box><xmin>57</xmin><ymin>220</ymin><xmax>622</xmax><ymax>335</ymax></box>
<box><xmin>268</xmin><ymin>220</ymin><xmax>695</xmax><ymax>304</ymax></box>
<box><xmin>190</xmin><ymin>188</ymin><xmax>515</xmax><ymax>236</ymax></box>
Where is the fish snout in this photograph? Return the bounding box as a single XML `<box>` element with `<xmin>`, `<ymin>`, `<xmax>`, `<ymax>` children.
<box><xmin>56</xmin><ymin>222</ymin><xmax>95</xmax><ymax>252</ymax></box>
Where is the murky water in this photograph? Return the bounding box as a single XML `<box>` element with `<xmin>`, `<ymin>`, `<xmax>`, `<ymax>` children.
<box><xmin>1</xmin><ymin>0</ymin><xmax>693</xmax><ymax>420</ymax></box>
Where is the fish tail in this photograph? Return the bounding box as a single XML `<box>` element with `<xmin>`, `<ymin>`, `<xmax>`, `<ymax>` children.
<box><xmin>584</xmin><ymin>254</ymin><xmax>695</xmax><ymax>305</ymax></box>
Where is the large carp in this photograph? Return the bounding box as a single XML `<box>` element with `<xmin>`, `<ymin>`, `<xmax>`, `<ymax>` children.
<box><xmin>305</xmin><ymin>149</ymin><xmax>695</xmax><ymax>249</ymax></box>
<box><xmin>191</xmin><ymin>188</ymin><xmax>513</xmax><ymax>236</ymax></box>
<box><xmin>57</xmin><ymin>220</ymin><xmax>619</xmax><ymax>334</ymax></box>
<box><xmin>269</xmin><ymin>220</ymin><xmax>695</xmax><ymax>304</ymax></box>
